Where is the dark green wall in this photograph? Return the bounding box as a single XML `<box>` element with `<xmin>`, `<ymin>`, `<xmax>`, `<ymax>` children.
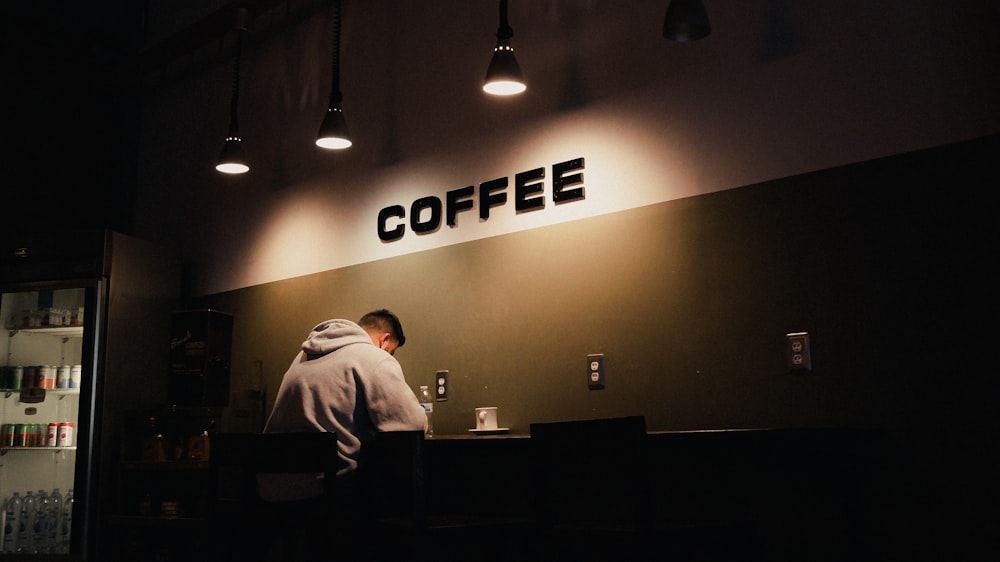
<box><xmin>199</xmin><ymin>134</ymin><xmax>992</xmax><ymax>432</ymax></box>
<box><xmin>196</xmin><ymin>134</ymin><xmax>996</xmax><ymax>559</ymax></box>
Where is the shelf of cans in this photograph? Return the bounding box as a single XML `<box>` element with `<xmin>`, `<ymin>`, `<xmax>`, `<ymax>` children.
<box><xmin>0</xmin><ymin>365</ymin><xmax>82</xmax><ymax>390</ymax></box>
<box><xmin>6</xmin><ymin>307</ymin><xmax>85</xmax><ymax>330</ymax></box>
<box><xmin>0</xmin><ymin>422</ymin><xmax>75</xmax><ymax>450</ymax></box>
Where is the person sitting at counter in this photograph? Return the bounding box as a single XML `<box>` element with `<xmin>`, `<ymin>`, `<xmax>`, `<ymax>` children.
<box><xmin>258</xmin><ymin>308</ymin><xmax>427</xmax><ymax>502</ymax></box>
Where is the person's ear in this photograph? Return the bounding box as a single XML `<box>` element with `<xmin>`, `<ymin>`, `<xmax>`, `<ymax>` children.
<box><xmin>378</xmin><ymin>332</ymin><xmax>392</xmax><ymax>349</ymax></box>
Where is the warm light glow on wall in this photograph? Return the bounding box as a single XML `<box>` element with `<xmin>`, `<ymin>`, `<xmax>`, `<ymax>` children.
<box><xmin>222</xmin><ymin>102</ymin><xmax>707</xmax><ymax>295</ymax></box>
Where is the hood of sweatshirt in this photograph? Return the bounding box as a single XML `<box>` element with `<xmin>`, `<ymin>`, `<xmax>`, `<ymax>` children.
<box><xmin>301</xmin><ymin>319</ymin><xmax>373</xmax><ymax>358</ymax></box>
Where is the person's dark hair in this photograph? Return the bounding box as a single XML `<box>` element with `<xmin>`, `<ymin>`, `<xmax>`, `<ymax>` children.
<box><xmin>358</xmin><ymin>309</ymin><xmax>406</xmax><ymax>347</ymax></box>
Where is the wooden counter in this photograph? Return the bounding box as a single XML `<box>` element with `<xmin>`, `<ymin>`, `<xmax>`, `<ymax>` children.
<box><xmin>413</xmin><ymin>427</ymin><xmax>885</xmax><ymax>560</ymax></box>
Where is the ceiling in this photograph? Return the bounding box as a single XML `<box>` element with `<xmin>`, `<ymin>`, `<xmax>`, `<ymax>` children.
<box><xmin>141</xmin><ymin>0</ymin><xmax>333</xmax><ymax>86</ymax></box>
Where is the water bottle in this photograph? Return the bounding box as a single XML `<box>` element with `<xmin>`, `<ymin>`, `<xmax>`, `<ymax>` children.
<box><xmin>34</xmin><ymin>491</ymin><xmax>49</xmax><ymax>553</ymax></box>
<box><xmin>18</xmin><ymin>490</ymin><xmax>36</xmax><ymax>553</ymax></box>
<box><xmin>48</xmin><ymin>488</ymin><xmax>62</xmax><ymax>554</ymax></box>
<box><xmin>59</xmin><ymin>489</ymin><xmax>73</xmax><ymax>554</ymax></box>
<box><xmin>418</xmin><ymin>385</ymin><xmax>433</xmax><ymax>437</ymax></box>
<box><xmin>2</xmin><ymin>492</ymin><xmax>22</xmax><ymax>553</ymax></box>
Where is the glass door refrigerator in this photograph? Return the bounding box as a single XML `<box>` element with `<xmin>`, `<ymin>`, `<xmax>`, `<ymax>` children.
<box><xmin>0</xmin><ymin>229</ymin><xmax>181</xmax><ymax>560</ymax></box>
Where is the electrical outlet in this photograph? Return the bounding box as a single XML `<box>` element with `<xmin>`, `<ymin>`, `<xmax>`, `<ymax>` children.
<box><xmin>786</xmin><ymin>332</ymin><xmax>812</xmax><ymax>373</ymax></box>
<box><xmin>587</xmin><ymin>354</ymin><xmax>605</xmax><ymax>389</ymax></box>
<box><xmin>435</xmin><ymin>370</ymin><xmax>449</xmax><ymax>401</ymax></box>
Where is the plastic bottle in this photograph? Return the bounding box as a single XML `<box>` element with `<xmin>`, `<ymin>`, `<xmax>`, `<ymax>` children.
<box><xmin>59</xmin><ymin>489</ymin><xmax>73</xmax><ymax>554</ymax></box>
<box><xmin>34</xmin><ymin>490</ymin><xmax>49</xmax><ymax>553</ymax></box>
<box><xmin>18</xmin><ymin>490</ymin><xmax>36</xmax><ymax>553</ymax></box>
<box><xmin>418</xmin><ymin>385</ymin><xmax>433</xmax><ymax>437</ymax></box>
<box><xmin>2</xmin><ymin>492</ymin><xmax>22</xmax><ymax>553</ymax></box>
<box><xmin>49</xmin><ymin>488</ymin><xmax>62</xmax><ymax>554</ymax></box>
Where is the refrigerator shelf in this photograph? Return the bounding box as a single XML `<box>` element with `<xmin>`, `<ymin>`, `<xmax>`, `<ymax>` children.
<box><xmin>121</xmin><ymin>460</ymin><xmax>210</xmax><ymax>471</ymax></box>
<box><xmin>3</xmin><ymin>388</ymin><xmax>81</xmax><ymax>401</ymax></box>
<box><xmin>0</xmin><ymin>446</ymin><xmax>77</xmax><ymax>455</ymax></box>
<box><xmin>2</xmin><ymin>387</ymin><xmax>80</xmax><ymax>393</ymax></box>
<box><xmin>110</xmin><ymin>514</ymin><xmax>205</xmax><ymax>528</ymax></box>
<box><xmin>6</xmin><ymin>326</ymin><xmax>84</xmax><ymax>337</ymax></box>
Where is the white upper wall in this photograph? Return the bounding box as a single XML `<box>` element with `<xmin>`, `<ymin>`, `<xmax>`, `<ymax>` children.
<box><xmin>134</xmin><ymin>0</ymin><xmax>1000</xmax><ymax>295</ymax></box>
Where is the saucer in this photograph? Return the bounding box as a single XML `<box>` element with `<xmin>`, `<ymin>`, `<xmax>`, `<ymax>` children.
<box><xmin>468</xmin><ymin>428</ymin><xmax>510</xmax><ymax>435</ymax></box>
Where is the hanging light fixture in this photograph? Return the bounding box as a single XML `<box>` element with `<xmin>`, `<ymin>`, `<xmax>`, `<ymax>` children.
<box><xmin>316</xmin><ymin>0</ymin><xmax>351</xmax><ymax>149</ymax></box>
<box><xmin>216</xmin><ymin>8</ymin><xmax>250</xmax><ymax>174</ymax></box>
<box><xmin>483</xmin><ymin>0</ymin><xmax>525</xmax><ymax>96</ymax></box>
<box><xmin>662</xmin><ymin>0</ymin><xmax>711</xmax><ymax>42</ymax></box>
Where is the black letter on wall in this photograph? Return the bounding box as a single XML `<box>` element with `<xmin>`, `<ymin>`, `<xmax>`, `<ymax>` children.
<box><xmin>446</xmin><ymin>185</ymin><xmax>475</xmax><ymax>227</ymax></box>
<box><xmin>479</xmin><ymin>178</ymin><xmax>508</xmax><ymax>220</ymax></box>
<box><xmin>553</xmin><ymin>157</ymin><xmax>585</xmax><ymax>203</ymax></box>
<box><xmin>411</xmin><ymin>196</ymin><xmax>443</xmax><ymax>234</ymax></box>
<box><xmin>515</xmin><ymin>168</ymin><xmax>545</xmax><ymax>212</ymax></box>
<box><xmin>378</xmin><ymin>205</ymin><xmax>406</xmax><ymax>242</ymax></box>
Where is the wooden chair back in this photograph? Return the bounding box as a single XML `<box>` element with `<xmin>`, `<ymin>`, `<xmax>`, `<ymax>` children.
<box><xmin>529</xmin><ymin>415</ymin><xmax>650</xmax><ymax>558</ymax></box>
<box><xmin>207</xmin><ymin>432</ymin><xmax>343</xmax><ymax>560</ymax></box>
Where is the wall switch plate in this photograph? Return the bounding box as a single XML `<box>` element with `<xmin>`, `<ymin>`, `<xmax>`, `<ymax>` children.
<box><xmin>435</xmin><ymin>370</ymin><xmax>449</xmax><ymax>401</ymax></box>
<box><xmin>786</xmin><ymin>332</ymin><xmax>812</xmax><ymax>373</ymax></box>
<box><xmin>587</xmin><ymin>354</ymin><xmax>605</xmax><ymax>389</ymax></box>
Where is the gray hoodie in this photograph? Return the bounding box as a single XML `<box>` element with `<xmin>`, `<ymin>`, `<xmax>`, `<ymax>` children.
<box><xmin>260</xmin><ymin>318</ymin><xmax>427</xmax><ymax>500</ymax></box>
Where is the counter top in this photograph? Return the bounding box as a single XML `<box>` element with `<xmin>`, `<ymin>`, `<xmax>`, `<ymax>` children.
<box><xmin>423</xmin><ymin>426</ymin><xmax>875</xmax><ymax>440</ymax></box>
<box><xmin>424</xmin><ymin>432</ymin><xmax>530</xmax><ymax>440</ymax></box>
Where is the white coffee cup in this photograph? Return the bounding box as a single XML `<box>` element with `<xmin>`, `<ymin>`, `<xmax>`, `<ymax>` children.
<box><xmin>476</xmin><ymin>407</ymin><xmax>498</xmax><ymax>430</ymax></box>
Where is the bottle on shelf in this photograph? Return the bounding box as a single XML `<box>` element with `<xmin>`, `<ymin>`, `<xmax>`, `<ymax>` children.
<box><xmin>418</xmin><ymin>385</ymin><xmax>433</xmax><ymax>438</ymax></box>
<box><xmin>2</xmin><ymin>491</ymin><xmax>22</xmax><ymax>553</ymax></box>
<box><xmin>49</xmin><ymin>488</ymin><xmax>62</xmax><ymax>554</ymax></box>
<box><xmin>34</xmin><ymin>490</ymin><xmax>49</xmax><ymax>554</ymax></box>
<box><xmin>187</xmin><ymin>430</ymin><xmax>211</xmax><ymax>460</ymax></box>
<box><xmin>59</xmin><ymin>489</ymin><xmax>73</xmax><ymax>554</ymax></box>
<box><xmin>18</xmin><ymin>490</ymin><xmax>36</xmax><ymax>553</ymax></box>
<box><xmin>141</xmin><ymin>417</ymin><xmax>167</xmax><ymax>461</ymax></box>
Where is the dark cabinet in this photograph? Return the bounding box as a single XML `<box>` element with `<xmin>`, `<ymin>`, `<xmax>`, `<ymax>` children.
<box><xmin>168</xmin><ymin>310</ymin><xmax>233</xmax><ymax>407</ymax></box>
<box><xmin>109</xmin><ymin>407</ymin><xmax>220</xmax><ymax>562</ymax></box>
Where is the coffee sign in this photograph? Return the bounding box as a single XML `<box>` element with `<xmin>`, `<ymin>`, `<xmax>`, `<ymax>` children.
<box><xmin>377</xmin><ymin>157</ymin><xmax>585</xmax><ymax>242</ymax></box>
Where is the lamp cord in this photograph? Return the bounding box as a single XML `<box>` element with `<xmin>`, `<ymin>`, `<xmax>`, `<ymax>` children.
<box><xmin>496</xmin><ymin>0</ymin><xmax>513</xmax><ymax>41</ymax></box>
<box><xmin>329</xmin><ymin>0</ymin><xmax>343</xmax><ymax>105</ymax></box>
<box><xmin>228</xmin><ymin>11</ymin><xmax>247</xmax><ymax>136</ymax></box>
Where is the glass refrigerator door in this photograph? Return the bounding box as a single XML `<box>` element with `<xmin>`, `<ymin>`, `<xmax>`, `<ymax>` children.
<box><xmin>0</xmin><ymin>286</ymin><xmax>88</xmax><ymax>555</ymax></box>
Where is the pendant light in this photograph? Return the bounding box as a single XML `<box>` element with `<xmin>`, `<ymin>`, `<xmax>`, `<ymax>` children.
<box><xmin>316</xmin><ymin>0</ymin><xmax>351</xmax><ymax>150</ymax></box>
<box><xmin>216</xmin><ymin>8</ymin><xmax>250</xmax><ymax>174</ymax></box>
<box><xmin>662</xmin><ymin>0</ymin><xmax>711</xmax><ymax>42</ymax></box>
<box><xmin>483</xmin><ymin>0</ymin><xmax>525</xmax><ymax>96</ymax></box>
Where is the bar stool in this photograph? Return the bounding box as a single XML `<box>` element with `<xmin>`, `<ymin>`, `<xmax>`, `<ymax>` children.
<box><xmin>529</xmin><ymin>415</ymin><xmax>650</xmax><ymax>560</ymax></box>
<box><xmin>364</xmin><ymin>430</ymin><xmax>534</xmax><ymax>561</ymax></box>
<box><xmin>206</xmin><ymin>432</ymin><xmax>344</xmax><ymax>561</ymax></box>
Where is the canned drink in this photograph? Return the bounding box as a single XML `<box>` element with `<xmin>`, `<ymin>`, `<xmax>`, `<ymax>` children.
<box><xmin>25</xmin><ymin>424</ymin><xmax>38</xmax><ymax>447</ymax></box>
<box><xmin>1</xmin><ymin>424</ymin><xmax>14</xmax><ymax>447</ymax></box>
<box><xmin>22</xmin><ymin>366</ymin><xmax>36</xmax><ymax>388</ymax></box>
<box><xmin>57</xmin><ymin>422</ymin><xmax>75</xmax><ymax>447</ymax></box>
<box><xmin>13</xmin><ymin>424</ymin><xmax>27</xmax><ymax>447</ymax></box>
<box><xmin>33</xmin><ymin>366</ymin><xmax>47</xmax><ymax>388</ymax></box>
<box><xmin>70</xmin><ymin>365</ymin><xmax>82</xmax><ymax>388</ymax></box>
<box><xmin>42</xmin><ymin>365</ymin><xmax>56</xmax><ymax>389</ymax></box>
<box><xmin>10</xmin><ymin>366</ymin><xmax>24</xmax><ymax>389</ymax></box>
<box><xmin>57</xmin><ymin>366</ymin><xmax>70</xmax><ymax>389</ymax></box>
<box><xmin>47</xmin><ymin>423</ymin><xmax>59</xmax><ymax>446</ymax></box>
